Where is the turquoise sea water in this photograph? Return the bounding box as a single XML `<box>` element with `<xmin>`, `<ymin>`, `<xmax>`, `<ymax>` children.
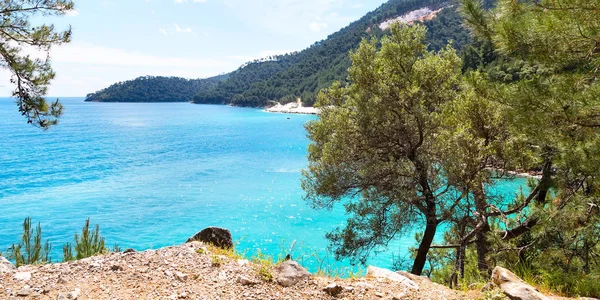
<box><xmin>0</xmin><ymin>97</ymin><xmax>527</xmax><ymax>273</ymax></box>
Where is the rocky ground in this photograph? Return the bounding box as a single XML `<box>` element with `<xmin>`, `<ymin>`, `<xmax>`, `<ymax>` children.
<box><xmin>1</xmin><ymin>241</ymin><xmax>480</xmax><ymax>300</ymax></box>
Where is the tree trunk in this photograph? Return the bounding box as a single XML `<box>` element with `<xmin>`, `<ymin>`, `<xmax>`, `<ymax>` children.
<box><xmin>473</xmin><ymin>182</ymin><xmax>491</xmax><ymax>275</ymax></box>
<box><xmin>411</xmin><ymin>217</ymin><xmax>438</xmax><ymax>275</ymax></box>
<box><xmin>536</xmin><ymin>158</ymin><xmax>553</xmax><ymax>204</ymax></box>
<box><xmin>475</xmin><ymin>227</ymin><xmax>490</xmax><ymax>275</ymax></box>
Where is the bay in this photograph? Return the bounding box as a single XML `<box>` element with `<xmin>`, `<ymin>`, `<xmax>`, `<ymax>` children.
<box><xmin>0</xmin><ymin>97</ymin><xmax>527</xmax><ymax>273</ymax></box>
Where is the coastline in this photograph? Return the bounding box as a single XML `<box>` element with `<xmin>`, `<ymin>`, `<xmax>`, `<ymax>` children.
<box><xmin>486</xmin><ymin>168</ymin><xmax>542</xmax><ymax>180</ymax></box>
<box><xmin>264</xmin><ymin>101</ymin><xmax>319</xmax><ymax>115</ymax></box>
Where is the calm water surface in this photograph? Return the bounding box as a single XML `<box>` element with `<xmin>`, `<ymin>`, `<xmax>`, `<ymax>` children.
<box><xmin>0</xmin><ymin>98</ymin><xmax>526</xmax><ymax>273</ymax></box>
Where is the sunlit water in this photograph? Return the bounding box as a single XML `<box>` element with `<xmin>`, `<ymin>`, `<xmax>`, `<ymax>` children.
<box><xmin>0</xmin><ymin>98</ymin><xmax>527</xmax><ymax>274</ymax></box>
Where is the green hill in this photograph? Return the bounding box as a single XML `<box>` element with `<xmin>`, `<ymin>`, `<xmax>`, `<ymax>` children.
<box><xmin>85</xmin><ymin>0</ymin><xmax>470</xmax><ymax>106</ymax></box>
<box><xmin>85</xmin><ymin>75</ymin><xmax>229</xmax><ymax>103</ymax></box>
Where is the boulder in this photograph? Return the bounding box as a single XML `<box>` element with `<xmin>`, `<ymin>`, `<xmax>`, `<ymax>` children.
<box><xmin>492</xmin><ymin>266</ymin><xmax>549</xmax><ymax>300</ymax></box>
<box><xmin>0</xmin><ymin>256</ymin><xmax>15</xmax><ymax>273</ymax></box>
<box><xmin>274</xmin><ymin>260</ymin><xmax>311</xmax><ymax>287</ymax></box>
<box><xmin>323</xmin><ymin>283</ymin><xmax>344</xmax><ymax>297</ymax></box>
<box><xmin>236</xmin><ymin>275</ymin><xmax>258</xmax><ymax>286</ymax></box>
<box><xmin>186</xmin><ymin>227</ymin><xmax>233</xmax><ymax>249</ymax></box>
<box><xmin>367</xmin><ymin>266</ymin><xmax>419</xmax><ymax>290</ymax></box>
<box><xmin>17</xmin><ymin>286</ymin><xmax>32</xmax><ymax>297</ymax></box>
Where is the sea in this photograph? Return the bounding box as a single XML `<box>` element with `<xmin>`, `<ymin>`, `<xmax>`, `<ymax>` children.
<box><xmin>0</xmin><ymin>97</ymin><xmax>527</xmax><ymax>274</ymax></box>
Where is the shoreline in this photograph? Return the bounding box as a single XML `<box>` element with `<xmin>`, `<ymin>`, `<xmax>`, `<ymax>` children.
<box><xmin>486</xmin><ymin>168</ymin><xmax>542</xmax><ymax>180</ymax></box>
<box><xmin>264</xmin><ymin>100</ymin><xmax>320</xmax><ymax>115</ymax></box>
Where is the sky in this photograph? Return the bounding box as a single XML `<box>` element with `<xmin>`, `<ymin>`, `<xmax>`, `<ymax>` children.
<box><xmin>0</xmin><ymin>0</ymin><xmax>388</xmax><ymax>97</ymax></box>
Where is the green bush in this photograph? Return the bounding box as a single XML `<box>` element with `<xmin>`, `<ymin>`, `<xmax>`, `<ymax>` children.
<box><xmin>5</xmin><ymin>217</ymin><xmax>52</xmax><ymax>267</ymax></box>
<box><xmin>62</xmin><ymin>218</ymin><xmax>108</xmax><ymax>261</ymax></box>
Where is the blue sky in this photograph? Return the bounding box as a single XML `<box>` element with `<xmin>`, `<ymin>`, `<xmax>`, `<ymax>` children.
<box><xmin>0</xmin><ymin>0</ymin><xmax>387</xmax><ymax>96</ymax></box>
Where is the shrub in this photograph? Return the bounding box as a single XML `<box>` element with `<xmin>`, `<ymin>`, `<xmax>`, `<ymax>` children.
<box><xmin>5</xmin><ymin>217</ymin><xmax>52</xmax><ymax>267</ymax></box>
<box><xmin>62</xmin><ymin>218</ymin><xmax>107</xmax><ymax>261</ymax></box>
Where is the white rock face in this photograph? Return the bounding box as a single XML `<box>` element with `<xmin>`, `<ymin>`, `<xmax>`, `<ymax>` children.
<box><xmin>366</xmin><ymin>266</ymin><xmax>419</xmax><ymax>290</ymax></box>
<box><xmin>0</xmin><ymin>256</ymin><xmax>16</xmax><ymax>273</ymax></box>
<box><xmin>14</xmin><ymin>271</ymin><xmax>32</xmax><ymax>281</ymax></box>
<box><xmin>492</xmin><ymin>266</ymin><xmax>549</xmax><ymax>300</ymax></box>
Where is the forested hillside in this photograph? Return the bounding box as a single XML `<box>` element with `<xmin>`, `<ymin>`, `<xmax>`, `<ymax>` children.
<box><xmin>85</xmin><ymin>0</ymin><xmax>470</xmax><ymax>105</ymax></box>
<box><xmin>194</xmin><ymin>0</ymin><xmax>469</xmax><ymax>107</ymax></box>
<box><xmin>85</xmin><ymin>75</ymin><xmax>228</xmax><ymax>103</ymax></box>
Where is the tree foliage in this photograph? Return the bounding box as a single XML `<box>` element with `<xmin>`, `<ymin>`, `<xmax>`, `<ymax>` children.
<box><xmin>419</xmin><ymin>0</ymin><xmax>600</xmax><ymax>295</ymax></box>
<box><xmin>0</xmin><ymin>0</ymin><xmax>75</xmax><ymax>129</ymax></box>
<box><xmin>302</xmin><ymin>23</ymin><xmax>464</xmax><ymax>275</ymax></box>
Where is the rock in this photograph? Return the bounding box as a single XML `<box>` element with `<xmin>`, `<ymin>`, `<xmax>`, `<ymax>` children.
<box><xmin>396</xmin><ymin>271</ymin><xmax>430</xmax><ymax>283</ymax></box>
<box><xmin>375</xmin><ymin>292</ymin><xmax>384</xmax><ymax>298</ymax></box>
<box><xmin>392</xmin><ymin>292</ymin><xmax>407</xmax><ymax>300</ymax></box>
<box><xmin>69</xmin><ymin>288</ymin><xmax>81</xmax><ymax>299</ymax></box>
<box><xmin>323</xmin><ymin>283</ymin><xmax>344</xmax><ymax>297</ymax></box>
<box><xmin>13</xmin><ymin>272</ymin><xmax>31</xmax><ymax>281</ymax></box>
<box><xmin>111</xmin><ymin>264</ymin><xmax>123</xmax><ymax>271</ymax></box>
<box><xmin>492</xmin><ymin>266</ymin><xmax>549</xmax><ymax>300</ymax></box>
<box><xmin>274</xmin><ymin>260</ymin><xmax>311</xmax><ymax>287</ymax></box>
<box><xmin>482</xmin><ymin>282</ymin><xmax>497</xmax><ymax>292</ymax></box>
<box><xmin>0</xmin><ymin>256</ymin><xmax>16</xmax><ymax>273</ymax></box>
<box><xmin>57</xmin><ymin>276</ymin><xmax>69</xmax><ymax>284</ymax></box>
<box><xmin>237</xmin><ymin>259</ymin><xmax>250</xmax><ymax>267</ymax></box>
<box><xmin>174</xmin><ymin>271</ymin><xmax>188</xmax><ymax>282</ymax></box>
<box><xmin>367</xmin><ymin>266</ymin><xmax>419</xmax><ymax>290</ymax></box>
<box><xmin>58</xmin><ymin>288</ymin><xmax>80</xmax><ymax>300</ymax></box>
<box><xmin>17</xmin><ymin>286</ymin><xmax>32</xmax><ymax>297</ymax></box>
<box><xmin>236</xmin><ymin>275</ymin><xmax>258</xmax><ymax>286</ymax></box>
<box><xmin>186</xmin><ymin>227</ymin><xmax>233</xmax><ymax>249</ymax></box>
<box><xmin>354</xmin><ymin>282</ymin><xmax>374</xmax><ymax>290</ymax></box>
<box><xmin>123</xmin><ymin>248</ymin><xmax>136</xmax><ymax>253</ymax></box>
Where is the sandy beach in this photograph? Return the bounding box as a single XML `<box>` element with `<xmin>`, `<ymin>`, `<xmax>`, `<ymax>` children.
<box><xmin>265</xmin><ymin>101</ymin><xmax>319</xmax><ymax>115</ymax></box>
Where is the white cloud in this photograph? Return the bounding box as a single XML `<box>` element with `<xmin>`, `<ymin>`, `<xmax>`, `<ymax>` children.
<box><xmin>309</xmin><ymin>21</ymin><xmax>328</xmax><ymax>32</ymax></box>
<box><xmin>159</xmin><ymin>24</ymin><xmax>197</xmax><ymax>36</ymax></box>
<box><xmin>175</xmin><ymin>0</ymin><xmax>207</xmax><ymax>3</ymax></box>
<box><xmin>0</xmin><ymin>43</ymin><xmax>295</xmax><ymax>96</ymax></box>
<box><xmin>216</xmin><ymin>0</ymin><xmax>351</xmax><ymax>36</ymax></box>
<box><xmin>174</xmin><ymin>24</ymin><xmax>189</xmax><ymax>33</ymax></box>
<box><xmin>50</xmin><ymin>43</ymin><xmax>228</xmax><ymax>68</ymax></box>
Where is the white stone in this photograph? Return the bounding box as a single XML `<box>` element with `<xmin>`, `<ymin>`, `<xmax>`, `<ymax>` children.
<box><xmin>492</xmin><ymin>266</ymin><xmax>549</xmax><ymax>300</ymax></box>
<box><xmin>174</xmin><ymin>271</ymin><xmax>188</xmax><ymax>282</ymax></box>
<box><xmin>0</xmin><ymin>256</ymin><xmax>15</xmax><ymax>273</ymax></box>
<box><xmin>366</xmin><ymin>266</ymin><xmax>419</xmax><ymax>290</ymax></box>
<box><xmin>237</xmin><ymin>259</ymin><xmax>250</xmax><ymax>267</ymax></box>
<box><xmin>354</xmin><ymin>282</ymin><xmax>374</xmax><ymax>290</ymax></box>
<box><xmin>236</xmin><ymin>275</ymin><xmax>257</xmax><ymax>286</ymax></box>
<box><xmin>13</xmin><ymin>271</ymin><xmax>31</xmax><ymax>281</ymax></box>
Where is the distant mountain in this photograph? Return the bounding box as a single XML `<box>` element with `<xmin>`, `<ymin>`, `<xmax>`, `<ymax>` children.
<box><xmin>85</xmin><ymin>0</ymin><xmax>470</xmax><ymax>106</ymax></box>
<box><xmin>85</xmin><ymin>74</ymin><xmax>229</xmax><ymax>103</ymax></box>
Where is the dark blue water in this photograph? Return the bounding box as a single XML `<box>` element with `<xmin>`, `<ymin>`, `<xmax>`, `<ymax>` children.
<box><xmin>0</xmin><ymin>98</ymin><xmax>527</xmax><ymax>273</ymax></box>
